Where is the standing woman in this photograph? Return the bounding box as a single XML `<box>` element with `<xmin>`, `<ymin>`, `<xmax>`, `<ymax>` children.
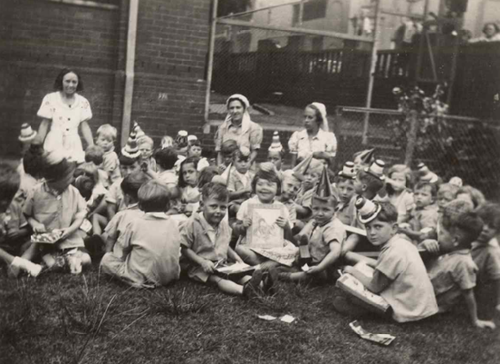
<box><xmin>288</xmin><ymin>102</ymin><xmax>337</xmax><ymax>166</ymax></box>
<box><xmin>37</xmin><ymin>68</ymin><xmax>93</xmax><ymax>164</ymax></box>
<box><xmin>215</xmin><ymin>94</ymin><xmax>263</xmax><ymax>166</ymax></box>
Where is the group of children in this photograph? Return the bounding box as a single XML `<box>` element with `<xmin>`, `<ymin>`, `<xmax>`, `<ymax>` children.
<box><xmin>0</xmin><ymin>122</ymin><xmax>499</xmax><ymax>329</ymax></box>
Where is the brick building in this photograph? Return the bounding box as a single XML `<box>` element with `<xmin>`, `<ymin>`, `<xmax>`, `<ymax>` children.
<box><xmin>0</xmin><ymin>0</ymin><xmax>211</xmax><ymax>157</ymax></box>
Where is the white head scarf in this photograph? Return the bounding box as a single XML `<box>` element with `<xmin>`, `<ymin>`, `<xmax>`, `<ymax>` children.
<box><xmin>309</xmin><ymin>102</ymin><xmax>329</xmax><ymax>132</ymax></box>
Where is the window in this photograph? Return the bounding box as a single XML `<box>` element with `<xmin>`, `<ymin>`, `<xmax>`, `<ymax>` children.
<box><xmin>293</xmin><ymin>0</ymin><xmax>328</xmax><ymax>24</ymax></box>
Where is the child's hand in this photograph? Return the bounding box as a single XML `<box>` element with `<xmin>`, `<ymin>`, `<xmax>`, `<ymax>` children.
<box><xmin>306</xmin><ymin>265</ymin><xmax>322</xmax><ymax>275</ymax></box>
<box><xmin>243</xmin><ymin>218</ymin><xmax>252</xmax><ymax>228</ymax></box>
<box><xmin>420</xmin><ymin>239</ymin><xmax>440</xmax><ymax>254</ymax></box>
<box><xmin>58</xmin><ymin>228</ymin><xmax>74</xmax><ymax>241</ymax></box>
<box><xmin>200</xmin><ymin>260</ymin><xmax>215</xmax><ymax>274</ymax></box>
<box><xmin>473</xmin><ymin>319</ymin><xmax>496</xmax><ymax>330</ymax></box>
<box><xmin>32</xmin><ymin>222</ymin><xmax>47</xmax><ymax>234</ymax></box>
<box><xmin>275</xmin><ymin>216</ymin><xmax>287</xmax><ymax>228</ymax></box>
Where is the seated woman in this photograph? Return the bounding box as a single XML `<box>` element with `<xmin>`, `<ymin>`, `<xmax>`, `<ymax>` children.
<box><xmin>288</xmin><ymin>102</ymin><xmax>337</xmax><ymax>167</ymax></box>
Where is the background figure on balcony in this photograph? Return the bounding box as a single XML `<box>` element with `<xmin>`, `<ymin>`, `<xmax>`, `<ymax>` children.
<box><xmin>288</xmin><ymin>103</ymin><xmax>337</xmax><ymax>168</ymax></box>
<box><xmin>469</xmin><ymin>22</ymin><xmax>500</xmax><ymax>43</ymax></box>
<box><xmin>36</xmin><ymin>68</ymin><xmax>94</xmax><ymax>164</ymax></box>
<box><xmin>215</xmin><ymin>94</ymin><xmax>263</xmax><ymax>167</ymax></box>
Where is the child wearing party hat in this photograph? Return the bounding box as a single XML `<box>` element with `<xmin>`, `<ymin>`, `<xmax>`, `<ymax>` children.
<box><xmin>105</xmin><ymin>130</ymin><xmax>142</xmax><ymax>220</ymax></box>
<box><xmin>335</xmin><ymin>161</ymin><xmax>357</xmax><ymax>225</ymax></box>
<box><xmin>279</xmin><ymin>166</ymin><xmax>346</xmax><ymax>283</ymax></box>
<box><xmin>268</xmin><ymin>131</ymin><xmax>285</xmax><ymax>175</ymax></box>
<box><xmin>334</xmin><ymin>199</ymin><xmax>438</xmax><ymax>323</ymax></box>
<box><xmin>293</xmin><ymin>153</ymin><xmax>324</xmax><ymax>222</ymax></box>
<box><xmin>342</xmin><ymin>159</ymin><xmax>387</xmax><ymax>253</ymax></box>
<box><xmin>353</xmin><ymin>148</ymin><xmax>375</xmax><ymax>174</ymax></box>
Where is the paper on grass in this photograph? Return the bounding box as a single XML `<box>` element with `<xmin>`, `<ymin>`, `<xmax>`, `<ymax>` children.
<box><xmin>280</xmin><ymin>315</ymin><xmax>296</xmax><ymax>323</ymax></box>
<box><xmin>349</xmin><ymin>321</ymin><xmax>395</xmax><ymax>346</ymax></box>
<box><xmin>257</xmin><ymin>315</ymin><xmax>277</xmax><ymax>321</ymax></box>
<box><xmin>301</xmin><ymin>264</ymin><xmax>310</xmax><ymax>272</ymax></box>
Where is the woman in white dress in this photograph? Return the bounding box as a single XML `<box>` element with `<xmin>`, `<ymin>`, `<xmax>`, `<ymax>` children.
<box><xmin>37</xmin><ymin>69</ymin><xmax>93</xmax><ymax>164</ymax></box>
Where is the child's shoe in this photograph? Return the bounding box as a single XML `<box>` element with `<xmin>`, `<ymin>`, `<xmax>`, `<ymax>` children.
<box><xmin>10</xmin><ymin>257</ymin><xmax>43</xmax><ymax>277</ymax></box>
<box><xmin>243</xmin><ymin>269</ymin><xmax>263</xmax><ymax>299</ymax></box>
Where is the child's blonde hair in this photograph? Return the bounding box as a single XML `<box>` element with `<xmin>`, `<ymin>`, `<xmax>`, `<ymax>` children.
<box><xmin>137</xmin><ymin>135</ymin><xmax>154</xmax><ymax>148</ymax></box>
<box><xmin>96</xmin><ymin>124</ymin><xmax>117</xmax><ymax>141</ymax></box>
<box><xmin>161</xmin><ymin>135</ymin><xmax>174</xmax><ymax>149</ymax></box>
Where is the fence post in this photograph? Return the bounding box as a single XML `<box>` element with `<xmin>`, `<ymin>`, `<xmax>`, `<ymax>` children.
<box><xmin>404</xmin><ymin>110</ymin><xmax>419</xmax><ymax>165</ymax></box>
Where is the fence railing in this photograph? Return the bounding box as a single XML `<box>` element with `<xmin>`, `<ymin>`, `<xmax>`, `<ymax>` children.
<box><xmin>335</xmin><ymin>106</ymin><xmax>500</xmax><ymax>200</ymax></box>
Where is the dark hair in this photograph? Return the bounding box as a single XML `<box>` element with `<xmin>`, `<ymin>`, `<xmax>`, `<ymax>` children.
<box><xmin>483</xmin><ymin>22</ymin><xmax>500</xmax><ymax>35</ymax></box>
<box><xmin>155</xmin><ymin>147</ymin><xmax>178</xmax><ymax>171</ymax></box>
<box><xmin>227</xmin><ymin>97</ymin><xmax>246</xmax><ymax>110</ymax></box>
<box><xmin>334</xmin><ymin>175</ymin><xmax>355</xmax><ymax>185</ymax></box>
<box><xmin>454</xmin><ymin>211</ymin><xmax>484</xmax><ymax>247</ymax></box>
<box><xmin>23</xmin><ymin>140</ymin><xmax>44</xmax><ymax>179</ymax></box>
<box><xmin>358</xmin><ymin>170</ymin><xmax>384</xmax><ymax>196</ymax></box>
<box><xmin>0</xmin><ymin>163</ymin><xmax>20</xmax><ymax>207</ymax></box>
<box><xmin>121</xmin><ymin>171</ymin><xmax>150</xmax><ymax>200</ymax></box>
<box><xmin>85</xmin><ymin>145</ymin><xmax>104</xmax><ymax>165</ymax></box>
<box><xmin>476</xmin><ymin>202</ymin><xmax>500</xmax><ymax>232</ymax></box>
<box><xmin>372</xmin><ymin>202</ymin><xmax>398</xmax><ymax>224</ymax></box>
<box><xmin>119</xmin><ymin>153</ymin><xmax>139</xmax><ymax>166</ymax></box>
<box><xmin>198</xmin><ymin>166</ymin><xmax>220</xmax><ymax>189</ymax></box>
<box><xmin>442</xmin><ymin>199</ymin><xmax>474</xmax><ymax>231</ymax></box>
<box><xmin>178</xmin><ymin>157</ymin><xmax>199</xmax><ymax>188</ymax></box>
<box><xmin>251</xmin><ymin>169</ymin><xmax>282</xmax><ymax>196</ymax></box>
<box><xmin>138</xmin><ymin>179</ymin><xmax>169</xmax><ymax>212</ymax></box>
<box><xmin>73</xmin><ymin>162</ymin><xmax>98</xmax><ymax>200</ymax></box>
<box><xmin>202</xmin><ymin>182</ymin><xmax>229</xmax><ymax>202</ymax></box>
<box><xmin>188</xmin><ymin>139</ymin><xmax>202</xmax><ymax>148</ymax></box>
<box><xmin>53</xmin><ymin>68</ymin><xmax>83</xmax><ymax>92</ymax></box>
<box><xmin>414</xmin><ymin>181</ymin><xmax>438</xmax><ymax>198</ymax></box>
<box><xmin>233</xmin><ymin>148</ymin><xmax>250</xmax><ymax>162</ymax></box>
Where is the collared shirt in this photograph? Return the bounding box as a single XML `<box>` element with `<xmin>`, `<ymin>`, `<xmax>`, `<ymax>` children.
<box><xmin>215</xmin><ymin>117</ymin><xmax>263</xmax><ymax>152</ymax></box>
<box><xmin>180</xmin><ymin>211</ymin><xmax>231</xmax><ymax>262</ymax></box>
<box><xmin>428</xmin><ymin>249</ymin><xmax>477</xmax><ymax>313</ymax></box>
<box><xmin>23</xmin><ymin>182</ymin><xmax>86</xmax><ymax>249</ymax></box>
<box><xmin>309</xmin><ymin>217</ymin><xmax>346</xmax><ymax>264</ymax></box>
<box><xmin>471</xmin><ymin>238</ymin><xmax>500</xmax><ymax>283</ymax></box>
<box><xmin>288</xmin><ymin>128</ymin><xmax>337</xmax><ymax>160</ymax></box>
<box><xmin>377</xmin><ymin>235</ymin><xmax>438</xmax><ymax>322</ymax></box>
<box><xmin>102</xmin><ymin>149</ymin><xmax>121</xmax><ymax>185</ymax></box>
<box><xmin>105</xmin><ymin>203</ymin><xmax>143</xmax><ymax>254</ymax></box>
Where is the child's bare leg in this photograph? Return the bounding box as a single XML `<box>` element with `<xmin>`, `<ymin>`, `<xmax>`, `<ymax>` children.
<box><xmin>235</xmin><ymin>245</ymin><xmax>263</xmax><ymax>266</ymax></box>
<box><xmin>1</xmin><ymin>248</ymin><xmax>42</xmax><ymax>278</ymax></box>
<box><xmin>209</xmin><ymin>275</ymin><xmax>244</xmax><ymax>295</ymax></box>
<box><xmin>91</xmin><ymin>214</ymin><xmax>107</xmax><ymax>236</ymax></box>
<box><xmin>20</xmin><ymin>243</ymin><xmax>39</xmax><ymax>262</ymax></box>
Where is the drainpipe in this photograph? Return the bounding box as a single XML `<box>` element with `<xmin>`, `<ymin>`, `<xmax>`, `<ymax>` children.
<box><xmin>203</xmin><ymin>0</ymin><xmax>219</xmax><ymax>134</ymax></box>
<box><xmin>121</xmin><ymin>0</ymin><xmax>139</xmax><ymax>147</ymax></box>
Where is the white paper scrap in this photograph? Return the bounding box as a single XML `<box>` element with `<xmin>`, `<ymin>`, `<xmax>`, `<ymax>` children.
<box><xmin>257</xmin><ymin>315</ymin><xmax>277</xmax><ymax>321</ymax></box>
<box><xmin>301</xmin><ymin>264</ymin><xmax>310</xmax><ymax>272</ymax></box>
<box><xmin>280</xmin><ymin>315</ymin><xmax>296</xmax><ymax>323</ymax></box>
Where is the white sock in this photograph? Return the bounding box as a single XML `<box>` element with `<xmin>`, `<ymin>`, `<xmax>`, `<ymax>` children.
<box><xmin>11</xmin><ymin>257</ymin><xmax>43</xmax><ymax>277</ymax></box>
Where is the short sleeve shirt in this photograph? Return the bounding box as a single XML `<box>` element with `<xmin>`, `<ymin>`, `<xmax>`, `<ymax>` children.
<box><xmin>180</xmin><ymin>212</ymin><xmax>231</xmax><ymax>263</ymax></box>
<box><xmin>376</xmin><ymin>236</ymin><xmax>439</xmax><ymax>322</ymax></box>
<box><xmin>410</xmin><ymin>204</ymin><xmax>439</xmax><ymax>232</ymax></box>
<box><xmin>102</xmin><ymin>149</ymin><xmax>121</xmax><ymax>185</ymax></box>
<box><xmin>309</xmin><ymin>217</ymin><xmax>346</xmax><ymax>264</ymax></box>
<box><xmin>389</xmin><ymin>189</ymin><xmax>415</xmax><ymax>223</ymax></box>
<box><xmin>428</xmin><ymin>250</ymin><xmax>478</xmax><ymax>312</ymax></box>
<box><xmin>106</xmin><ymin>178</ymin><xmax>126</xmax><ymax>212</ymax></box>
<box><xmin>215</xmin><ymin>118</ymin><xmax>263</xmax><ymax>152</ymax></box>
<box><xmin>471</xmin><ymin>239</ymin><xmax>500</xmax><ymax>283</ymax></box>
<box><xmin>288</xmin><ymin>129</ymin><xmax>337</xmax><ymax>160</ymax></box>
<box><xmin>227</xmin><ymin>169</ymin><xmax>253</xmax><ymax>193</ymax></box>
<box><xmin>23</xmin><ymin>183</ymin><xmax>87</xmax><ymax>249</ymax></box>
<box><xmin>105</xmin><ymin>204</ymin><xmax>144</xmax><ymax>255</ymax></box>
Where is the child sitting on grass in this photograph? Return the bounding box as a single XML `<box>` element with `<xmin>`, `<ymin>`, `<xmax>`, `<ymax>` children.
<box><xmin>179</xmin><ymin>157</ymin><xmax>201</xmax><ymax>206</ymax></box>
<box><xmin>100</xmin><ymin>180</ymin><xmax>181</xmax><ymax>288</ymax></box>
<box><xmin>20</xmin><ymin>151</ymin><xmax>91</xmax><ymax>276</ymax></box>
<box><xmin>181</xmin><ymin>182</ymin><xmax>264</xmax><ymax>298</ymax></box>
<box><xmin>279</xmin><ymin>167</ymin><xmax>346</xmax><ymax>283</ymax></box>
<box><xmin>0</xmin><ymin>163</ymin><xmax>42</xmax><ymax>277</ymax></box>
<box><xmin>335</xmin><ymin>200</ymin><xmax>438</xmax><ymax>322</ymax></box>
<box><xmin>233</xmin><ymin>163</ymin><xmax>296</xmax><ymax>270</ymax></box>
<box><xmin>105</xmin><ymin>134</ymin><xmax>142</xmax><ymax>219</ymax></box>
<box><xmin>342</xmin><ymin>160</ymin><xmax>386</xmax><ymax>253</ymax></box>
<box><xmin>473</xmin><ymin>202</ymin><xmax>500</xmax><ymax>313</ymax></box>
<box><xmin>95</xmin><ymin>124</ymin><xmax>121</xmax><ymax>186</ymax></box>
<box><xmin>334</xmin><ymin>162</ymin><xmax>357</xmax><ymax>226</ymax></box>
<box><xmin>279</xmin><ymin>170</ymin><xmax>302</xmax><ymax>233</ymax></box>
<box><xmin>154</xmin><ymin>147</ymin><xmax>178</xmax><ymax>187</ymax></box>
<box><xmin>100</xmin><ymin>171</ymin><xmax>148</xmax><ymax>253</ymax></box>
<box><xmin>385</xmin><ymin>164</ymin><xmax>414</xmax><ymax>224</ymax></box>
<box><xmin>399</xmin><ymin>181</ymin><xmax>439</xmax><ymax>244</ymax></box>
<box><xmin>425</xmin><ymin>209</ymin><xmax>495</xmax><ymax>329</ymax></box>
<box><xmin>225</xmin><ymin>146</ymin><xmax>254</xmax><ymax>216</ymax></box>
<box><xmin>294</xmin><ymin>154</ymin><xmax>324</xmax><ymax>222</ymax></box>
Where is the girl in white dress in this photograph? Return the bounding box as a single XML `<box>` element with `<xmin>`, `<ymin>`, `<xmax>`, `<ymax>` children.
<box><xmin>37</xmin><ymin>69</ymin><xmax>93</xmax><ymax>164</ymax></box>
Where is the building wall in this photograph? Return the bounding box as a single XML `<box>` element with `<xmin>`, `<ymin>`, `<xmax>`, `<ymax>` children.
<box><xmin>0</xmin><ymin>0</ymin><xmax>210</xmax><ymax>158</ymax></box>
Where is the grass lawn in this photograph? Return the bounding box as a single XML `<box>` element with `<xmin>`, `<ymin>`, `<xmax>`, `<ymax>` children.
<box><xmin>1</xmin><ymin>264</ymin><xmax>499</xmax><ymax>364</ymax></box>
